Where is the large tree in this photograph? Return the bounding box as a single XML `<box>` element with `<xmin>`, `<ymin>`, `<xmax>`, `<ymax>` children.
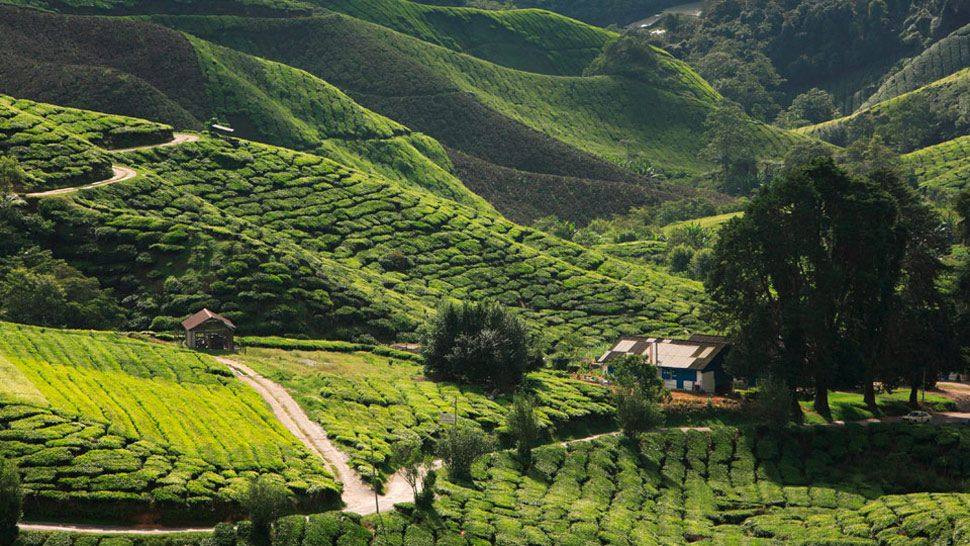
<box><xmin>843</xmin><ymin>140</ymin><xmax>959</xmax><ymax>409</ymax></box>
<box><xmin>706</xmin><ymin>155</ymin><xmax>903</xmax><ymax>419</ymax></box>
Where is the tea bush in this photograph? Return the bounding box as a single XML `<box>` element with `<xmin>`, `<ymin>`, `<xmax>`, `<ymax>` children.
<box><xmin>903</xmin><ymin>135</ymin><xmax>970</xmax><ymax>197</ymax></box>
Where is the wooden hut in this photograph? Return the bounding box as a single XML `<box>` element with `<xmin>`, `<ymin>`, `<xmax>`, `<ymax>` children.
<box><xmin>182</xmin><ymin>309</ymin><xmax>236</xmax><ymax>351</ymax></box>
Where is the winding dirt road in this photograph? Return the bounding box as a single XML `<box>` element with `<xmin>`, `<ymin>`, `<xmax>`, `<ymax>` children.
<box><xmin>216</xmin><ymin>357</ymin><xmax>433</xmax><ymax>516</ymax></box>
<box><xmin>23</xmin><ymin>133</ymin><xmax>198</xmax><ymax>198</ymax></box>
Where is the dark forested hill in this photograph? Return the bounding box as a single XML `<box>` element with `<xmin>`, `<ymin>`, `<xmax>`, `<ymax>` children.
<box><xmin>650</xmin><ymin>0</ymin><xmax>969</xmax><ymax>117</ymax></box>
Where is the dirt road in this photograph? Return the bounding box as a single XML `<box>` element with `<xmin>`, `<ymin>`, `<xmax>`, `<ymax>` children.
<box><xmin>23</xmin><ymin>133</ymin><xmax>199</xmax><ymax>198</ymax></box>
<box><xmin>217</xmin><ymin>357</ymin><xmax>434</xmax><ymax>516</ymax></box>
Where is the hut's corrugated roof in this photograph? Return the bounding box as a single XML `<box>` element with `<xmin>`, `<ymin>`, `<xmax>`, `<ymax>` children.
<box><xmin>181</xmin><ymin>308</ymin><xmax>236</xmax><ymax>331</ymax></box>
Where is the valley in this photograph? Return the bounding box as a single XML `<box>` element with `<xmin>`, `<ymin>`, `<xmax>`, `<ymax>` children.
<box><xmin>0</xmin><ymin>1</ymin><xmax>966</xmax><ymax>545</ymax></box>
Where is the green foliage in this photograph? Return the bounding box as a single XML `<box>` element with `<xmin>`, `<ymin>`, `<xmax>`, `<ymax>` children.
<box><xmin>423</xmin><ymin>302</ymin><xmax>537</xmax><ymax>390</ymax></box>
<box><xmin>0</xmin><ymin>156</ymin><xmax>24</xmax><ymax>195</ymax></box>
<box><xmin>0</xmin><ymin>322</ymin><xmax>339</xmax><ymax>519</ymax></box>
<box><xmin>666</xmin><ymin>244</ymin><xmax>693</xmax><ymax>273</ymax></box>
<box><xmin>798</xmin><ymin>68</ymin><xmax>970</xmax><ymax>153</ymax></box>
<box><xmin>0</xmin><ymin>248</ymin><xmax>123</xmax><ymax>329</ymax></box>
<box><xmin>242</xmin><ymin>475</ymin><xmax>292</xmax><ymax>543</ymax></box>
<box><xmin>153</xmin><ymin>11</ymin><xmax>798</xmax><ymax>183</ymax></box>
<box><xmin>862</xmin><ymin>23</ymin><xmax>970</xmax><ymax>109</ymax></box>
<box><xmin>424</xmin><ymin>427</ymin><xmax>970</xmax><ymax>544</ymax></box>
<box><xmin>323</xmin><ymin>0</ymin><xmax>616</xmax><ymax>76</ymax></box>
<box><xmin>903</xmin><ymin>135</ymin><xmax>970</xmax><ymax>197</ymax></box>
<box><xmin>438</xmin><ymin>423</ymin><xmax>494</xmax><ymax>482</ymax></box>
<box><xmin>505</xmin><ymin>394</ymin><xmax>540</xmax><ymax>464</ymax></box>
<box><xmin>0</xmin><ymin>458</ymin><xmax>22</xmax><ymax>545</ymax></box>
<box><xmin>702</xmin><ymin>102</ymin><xmax>763</xmax><ymax>195</ymax></box>
<box><xmin>0</xmin><ymin>95</ymin><xmax>113</xmax><ymax>191</ymax></box>
<box><xmin>752</xmin><ymin>374</ymin><xmax>794</xmax><ymax>429</ymax></box>
<box><xmin>614</xmin><ymin>388</ymin><xmax>664</xmax><ymax>438</ymax></box>
<box><xmin>776</xmin><ymin>88</ymin><xmax>839</xmax><ymax>128</ymax></box>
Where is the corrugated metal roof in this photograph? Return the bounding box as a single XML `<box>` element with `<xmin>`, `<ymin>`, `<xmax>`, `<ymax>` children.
<box><xmin>598</xmin><ymin>336</ymin><xmax>728</xmax><ymax>371</ymax></box>
<box><xmin>181</xmin><ymin>308</ymin><xmax>236</xmax><ymax>331</ymax></box>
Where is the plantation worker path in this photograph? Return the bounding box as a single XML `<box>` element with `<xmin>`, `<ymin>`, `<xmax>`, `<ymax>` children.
<box><xmin>23</xmin><ymin>132</ymin><xmax>199</xmax><ymax>198</ymax></box>
<box><xmin>216</xmin><ymin>357</ymin><xmax>437</xmax><ymax>515</ymax></box>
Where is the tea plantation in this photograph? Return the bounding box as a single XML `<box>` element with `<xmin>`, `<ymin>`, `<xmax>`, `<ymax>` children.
<box><xmin>903</xmin><ymin>135</ymin><xmax>970</xmax><ymax>197</ymax></box>
<box><xmin>110</xmin><ymin>133</ymin><xmax>708</xmax><ymax>341</ymax></box>
<box><xmin>236</xmin><ymin>347</ymin><xmax>614</xmax><ymax>486</ymax></box>
<box><xmin>319</xmin><ymin>0</ymin><xmax>617</xmax><ymax>75</ymax></box>
<box><xmin>150</xmin><ymin>12</ymin><xmax>799</xmax><ymax>182</ymax></box>
<box><xmin>860</xmin><ymin>23</ymin><xmax>970</xmax><ymax>110</ymax></box>
<box><xmin>798</xmin><ymin>68</ymin><xmax>970</xmax><ymax>153</ymax></box>
<box><xmin>417</xmin><ymin>427</ymin><xmax>969</xmax><ymax>545</ymax></box>
<box><xmin>0</xmin><ymin>322</ymin><xmax>340</xmax><ymax>521</ymax></box>
<box><xmin>0</xmin><ymin>95</ymin><xmax>113</xmax><ymax>191</ymax></box>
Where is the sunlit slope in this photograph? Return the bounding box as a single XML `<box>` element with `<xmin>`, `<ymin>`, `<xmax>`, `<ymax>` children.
<box><xmin>190</xmin><ymin>36</ymin><xmax>491</xmax><ymax>210</ymax></box>
<box><xmin>117</xmin><ymin>134</ymin><xmax>710</xmax><ymax>342</ymax></box>
<box><xmin>903</xmin><ymin>135</ymin><xmax>970</xmax><ymax>197</ymax></box>
<box><xmin>0</xmin><ymin>6</ymin><xmax>488</xmax><ymax>208</ymax></box>
<box><xmin>316</xmin><ymin>0</ymin><xmax>616</xmax><ymax>75</ymax></box>
<box><xmin>860</xmin><ymin>24</ymin><xmax>970</xmax><ymax>110</ymax></box>
<box><xmin>0</xmin><ymin>321</ymin><xmax>338</xmax><ymax>518</ymax></box>
<box><xmin>799</xmin><ymin>68</ymin><xmax>970</xmax><ymax>153</ymax></box>
<box><xmin>153</xmin><ymin>13</ymin><xmax>798</xmax><ymax>181</ymax></box>
<box><xmin>0</xmin><ymin>95</ymin><xmax>118</xmax><ymax>191</ymax></box>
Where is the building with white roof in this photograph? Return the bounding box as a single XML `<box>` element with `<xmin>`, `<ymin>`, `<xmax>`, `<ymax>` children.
<box><xmin>597</xmin><ymin>334</ymin><xmax>732</xmax><ymax>393</ymax></box>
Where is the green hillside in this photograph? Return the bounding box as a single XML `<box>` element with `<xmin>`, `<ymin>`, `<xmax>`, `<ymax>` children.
<box><xmin>153</xmin><ymin>12</ymin><xmax>799</xmax><ymax>182</ymax></box>
<box><xmin>3</xmin><ymin>95</ymin><xmax>710</xmax><ymax>343</ymax></box>
<box><xmin>798</xmin><ymin>68</ymin><xmax>970</xmax><ymax>153</ymax></box>
<box><xmin>904</xmin><ymin>135</ymin><xmax>970</xmax><ymax>197</ymax></box>
<box><xmin>861</xmin><ymin>24</ymin><xmax>970</xmax><ymax>110</ymax></box>
<box><xmin>114</xmin><ymin>132</ymin><xmax>709</xmax><ymax>340</ymax></box>
<box><xmin>189</xmin><ymin>36</ymin><xmax>489</xmax><ymax>209</ymax></box>
<box><xmin>318</xmin><ymin>0</ymin><xmax>617</xmax><ymax>75</ymax></box>
<box><xmin>421</xmin><ymin>429</ymin><xmax>969</xmax><ymax>544</ymax></box>
<box><xmin>416</xmin><ymin>0</ymin><xmax>680</xmax><ymax>27</ymax></box>
<box><xmin>0</xmin><ymin>96</ymin><xmax>115</xmax><ymax>191</ymax></box>
<box><xmin>0</xmin><ymin>322</ymin><xmax>339</xmax><ymax>521</ymax></box>
<box><xmin>0</xmin><ymin>4</ymin><xmax>706</xmax><ymax>221</ymax></box>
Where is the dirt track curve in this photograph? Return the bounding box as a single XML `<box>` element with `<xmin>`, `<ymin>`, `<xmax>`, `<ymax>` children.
<box><xmin>217</xmin><ymin>357</ymin><xmax>435</xmax><ymax>516</ymax></box>
<box><xmin>24</xmin><ymin>133</ymin><xmax>199</xmax><ymax>198</ymax></box>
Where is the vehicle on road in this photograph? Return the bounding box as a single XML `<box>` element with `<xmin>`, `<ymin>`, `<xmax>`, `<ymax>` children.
<box><xmin>902</xmin><ymin>411</ymin><xmax>931</xmax><ymax>423</ymax></box>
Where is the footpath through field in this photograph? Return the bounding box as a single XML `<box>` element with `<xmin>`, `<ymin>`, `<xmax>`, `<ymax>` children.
<box><xmin>23</xmin><ymin>133</ymin><xmax>199</xmax><ymax>198</ymax></box>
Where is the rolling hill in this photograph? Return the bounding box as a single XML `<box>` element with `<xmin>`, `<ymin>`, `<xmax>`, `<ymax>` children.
<box><xmin>3</xmin><ymin>94</ymin><xmax>711</xmax><ymax>345</ymax></box>
<box><xmin>903</xmin><ymin>135</ymin><xmax>970</xmax><ymax>198</ymax></box>
<box><xmin>0</xmin><ymin>3</ymin><xmax>743</xmax><ymax>223</ymax></box>
<box><xmin>798</xmin><ymin>68</ymin><xmax>970</xmax><ymax>154</ymax></box>
<box><xmin>861</xmin><ymin>23</ymin><xmax>970</xmax><ymax>110</ymax></box>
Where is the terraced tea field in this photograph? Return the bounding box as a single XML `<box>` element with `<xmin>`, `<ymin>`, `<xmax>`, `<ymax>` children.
<box><xmin>422</xmin><ymin>427</ymin><xmax>969</xmax><ymax>544</ymax></box>
<box><xmin>236</xmin><ymin>346</ymin><xmax>614</xmax><ymax>486</ymax></box>
<box><xmin>114</xmin><ymin>134</ymin><xmax>708</xmax><ymax>342</ymax></box>
<box><xmin>903</xmin><ymin>135</ymin><xmax>970</xmax><ymax>196</ymax></box>
<box><xmin>0</xmin><ymin>322</ymin><xmax>339</xmax><ymax>520</ymax></box>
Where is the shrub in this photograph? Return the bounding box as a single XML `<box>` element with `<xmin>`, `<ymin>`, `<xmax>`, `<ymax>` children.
<box><xmin>615</xmin><ymin>388</ymin><xmax>665</xmax><ymax>438</ymax></box>
<box><xmin>240</xmin><ymin>475</ymin><xmax>292</xmax><ymax>544</ymax></box>
<box><xmin>422</xmin><ymin>301</ymin><xmax>539</xmax><ymax>390</ymax></box>
<box><xmin>506</xmin><ymin>393</ymin><xmax>541</xmax><ymax>465</ymax></box>
<box><xmin>438</xmin><ymin>424</ymin><xmax>494</xmax><ymax>482</ymax></box>
<box><xmin>667</xmin><ymin>244</ymin><xmax>694</xmax><ymax>273</ymax></box>
<box><xmin>0</xmin><ymin>459</ymin><xmax>22</xmax><ymax>545</ymax></box>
